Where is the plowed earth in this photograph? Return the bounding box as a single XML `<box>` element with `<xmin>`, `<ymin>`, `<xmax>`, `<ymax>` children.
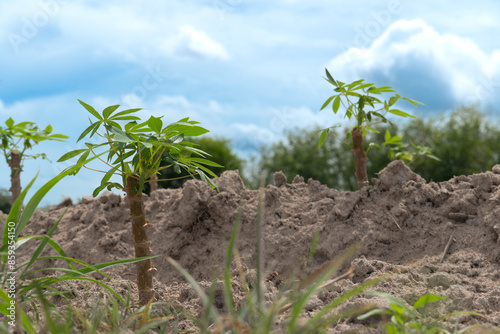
<box><xmin>18</xmin><ymin>161</ymin><xmax>500</xmax><ymax>333</ymax></box>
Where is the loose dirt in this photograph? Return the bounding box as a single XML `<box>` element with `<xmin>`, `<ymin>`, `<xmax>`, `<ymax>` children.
<box><xmin>18</xmin><ymin>161</ymin><xmax>500</xmax><ymax>333</ymax></box>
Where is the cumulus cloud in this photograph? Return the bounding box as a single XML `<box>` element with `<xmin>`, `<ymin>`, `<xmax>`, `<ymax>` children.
<box><xmin>163</xmin><ymin>25</ymin><xmax>230</xmax><ymax>60</ymax></box>
<box><xmin>328</xmin><ymin>19</ymin><xmax>500</xmax><ymax>111</ymax></box>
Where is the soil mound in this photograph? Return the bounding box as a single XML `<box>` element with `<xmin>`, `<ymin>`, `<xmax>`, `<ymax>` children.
<box><xmin>19</xmin><ymin>161</ymin><xmax>500</xmax><ymax>332</ymax></box>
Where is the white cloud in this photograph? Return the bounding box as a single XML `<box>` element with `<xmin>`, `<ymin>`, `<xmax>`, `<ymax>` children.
<box><xmin>163</xmin><ymin>25</ymin><xmax>230</xmax><ymax>60</ymax></box>
<box><xmin>328</xmin><ymin>19</ymin><xmax>500</xmax><ymax>109</ymax></box>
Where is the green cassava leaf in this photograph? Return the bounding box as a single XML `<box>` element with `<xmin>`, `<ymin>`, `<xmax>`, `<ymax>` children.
<box><xmin>401</xmin><ymin>97</ymin><xmax>422</xmax><ymax>107</ymax></box>
<box><xmin>5</xmin><ymin>117</ymin><xmax>14</xmax><ymax>128</ymax></box>
<box><xmin>325</xmin><ymin>68</ymin><xmax>337</xmax><ymax>87</ymax></box>
<box><xmin>413</xmin><ymin>294</ymin><xmax>447</xmax><ymax>309</ymax></box>
<box><xmin>148</xmin><ymin>116</ymin><xmax>163</xmax><ymax>133</ymax></box>
<box><xmin>174</xmin><ymin>163</ymin><xmax>181</xmax><ymax>174</ymax></box>
<box><xmin>168</xmin><ymin>133</ymin><xmax>184</xmax><ymax>145</ymax></box>
<box><xmin>106</xmin><ymin>120</ymin><xmax>122</xmax><ymax>130</ymax></box>
<box><xmin>105</xmin><ymin>125</ymin><xmax>135</xmax><ymax>143</ymax></box>
<box><xmin>77</xmin><ymin>122</ymin><xmax>100</xmax><ymax>142</ymax></box>
<box><xmin>389</xmin><ymin>96</ymin><xmax>399</xmax><ymax>106</ymax></box>
<box><xmin>111</xmin><ymin>116</ymin><xmax>141</xmax><ymax>121</ymax></box>
<box><xmin>387</xmin><ymin>109</ymin><xmax>418</xmax><ymax>118</ymax></box>
<box><xmin>92</xmin><ymin>183</ymin><xmax>109</xmax><ymax>197</ymax></box>
<box><xmin>102</xmin><ymin>105</ymin><xmax>120</xmax><ymax>119</ymax></box>
<box><xmin>48</xmin><ymin>134</ymin><xmax>69</xmax><ymax>140</ymax></box>
<box><xmin>78</xmin><ymin>100</ymin><xmax>103</xmax><ymax>121</ymax></box>
<box><xmin>318</xmin><ymin>129</ymin><xmax>328</xmax><ymax>148</ymax></box>
<box><xmin>365</xmin><ymin>126</ymin><xmax>379</xmax><ymax>133</ymax></box>
<box><xmin>332</xmin><ymin>96</ymin><xmax>341</xmax><ymax>114</ymax></box>
<box><xmin>111</xmin><ymin>108</ymin><xmax>142</xmax><ymax>118</ymax></box>
<box><xmin>57</xmin><ymin>149</ymin><xmax>87</xmax><ymax>162</ymax></box>
<box><xmin>320</xmin><ymin>96</ymin><xmax>335</xmax><ymax>111</ymax></box>
<box><xmin>169</xmin><ymin>123</ymin><xmax>209</xmax><ymax>137</ymax></box>
<box><xmin>76</xmin><ymin>150</ymin><xmax>90</xmax><ymax>166</ymax></box>
<box><xmin>189</xmin><ymin>157</ymin><xmax>223</xmax><ymax>168</ymax></box>
<box><xmin>358</xmin><ymin>95</ymin><xmax>365</xmax><ymax>111</ymax></box>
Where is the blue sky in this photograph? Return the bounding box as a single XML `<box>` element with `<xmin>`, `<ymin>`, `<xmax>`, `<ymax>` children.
<box><xmin>0</xmin><ymin>0</ymin><xmax>499</xmax><ymax>205</ymax></box>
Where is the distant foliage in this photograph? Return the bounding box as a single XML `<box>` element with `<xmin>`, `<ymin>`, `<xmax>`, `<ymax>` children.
<box><xmin>256</xmin><ymin>127</ymin><xmax>357</xmax><ymax>190</ymax></box>
<box><xmin>0</xmin><ymin>188</ymin><xmax>11</xmax><ymax>214</ymax></box>
<box><xmin>254</xmin><ymin>106</ymin><xmax>500</xmax><ymax>189</ymax></box>
<box><xmin>148</xmin><ymin>137</ymin><xmax>247</xmax><ymax>192</ymax></box>
<box><xmin>400</xmin><ymin>105</ymin><xmax>500</xmax><ymax>182</ymax></box>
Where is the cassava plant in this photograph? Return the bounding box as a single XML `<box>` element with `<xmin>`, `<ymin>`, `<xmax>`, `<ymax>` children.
<box><xmin>358</xmin><ymin>292</ymin><xmax>484</xmax><ymax>333</ymax></box>
<box><xmin>0</xmin><ymin>118</ymin><xmax>68</xmax><ymax>205</ymax></box>
<box><xmin>318</xmin><ymin>68</ymin><xmax>424</xmax><ymax>189</ymax></box>
<box><xmin>58</xmin><ymin>100</ymin><xmax>221</xmax><ymax>306</ymax></box>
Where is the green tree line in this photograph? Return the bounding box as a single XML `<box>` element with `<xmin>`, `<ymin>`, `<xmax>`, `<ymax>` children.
<box><xmin>0</xmin><ymin>105</ymin><xmax>498</xmax><ymax>213</ymax></box>
<box><xmin>256</xmin><ymin>106</ymin><xmax>500</xmax><ymax>190</ymax></box>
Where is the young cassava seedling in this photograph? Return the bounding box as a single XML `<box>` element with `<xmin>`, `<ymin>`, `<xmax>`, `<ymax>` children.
<box><xmin>0</xmin><ymin>118</ymin><xmax>68</xmax><ymax>205</ymax></box>
<box><xmin>58</xmin><ymin>100</ymin><xmax>221</xmax><ymax>305</ymax></box>
<box><xmin>358</xmin><ymin>292</ymin><xmax>484</xmax><ymax>333</ymax></box>
<box><xmin>318</xmin><ymin>68</ymin><xmax>425</xmax><ymax>189</ymax></box>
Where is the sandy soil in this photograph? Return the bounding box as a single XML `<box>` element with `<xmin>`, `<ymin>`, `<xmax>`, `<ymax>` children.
<box><xmin>17</xmin><ymin>161</ymin><xmax>500</xmax><ymax>333</ymax></box>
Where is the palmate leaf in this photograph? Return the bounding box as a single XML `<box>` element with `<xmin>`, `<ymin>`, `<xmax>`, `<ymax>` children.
<box><xmin>47</xmin><ymin>134</ymin><xmax>69</xmax><ymax>141</ymax></box>
<box><xmin>318</xmin><ymin>129</ymin><xmax>328</xmax><ymax>148</ymax></box>
<box><xmin>168</xmin><ymin>133</ymin><xmax>184</xmax><ymax>145</ymax></box>
<box><xmin>111</xmin><ymin>116</ymin><xmax>141</xmax><ymax>121</ymax></box>
<box><xmin>167</xmin><ymin>122</ymin><xmax>210</xmax><ymax>137</ymax></box>
<box><xmin>401</xmin><ymin>96</ymin><xmax>424</xmax><ymax>107</ymax></box>
<box><xmin>106</xmin><ymin>120</ymin><xmax>122</xmax><ymax>130</ymax></box>
<box><xmin>189</xmin><ymin>157</ymin><xmax>223</xmax><ymax>168</ymax></box>
<box><xmin>148</xmin><ymin>116</ymin><xmax>163</xmax><ymax>134</ymax></box>
<box><xmin>413</xmin><ymin>294</ymin><xmax>447</xmax><ymax>309</ymax></box>
<box><xmin>332</xmin><ymin>96</ymin><xmax>341</xmax><ymax>113</ymax></box>
<box><xmin>92</xmin><ymin>182</ymin><xmax>116</xmax><ymax>197</ymax></box>
<box><xmin>5</xmin><ymin>117</ymin><xmax>14</xmax><ymax>128</ymax></box>
<box><xmin>111</xmin><ymin>108</ymin><xmax>142</xmax><ymax>118</ymax></box>
<box><xmin>102</xmin><ymin>105</ymin><xmax>120</xmax><ymax>119</ymax></box>
<box><xmin>78</xmin><ymin>99</ymin><xmax>103</xmax><ymax>121</ymax></box>
<box><xmin>387</xmin><ymin>109</ymin><xmax>417</xmax><ymax>118</ymax></box>
<box><xmin>197</xmin><ymin>169</ymin><xmax>218</xmax><ymax>189</ymax></box>
<box><xmin>191</xmin><ymin>161</ymin><xmax>218</xmax><ymax>178</ymax></box>
<box><xmin>77</xmin><ymin>122</ymin><xmax>100</xmax><ymax>142</ymax></box>
<box><xmin>324</xmin><ymin>68</ymin><xmax>337</xmax><ymax>87</ymax></box>
<box><xmin>320</xmin><ymin>96</ymin><xmax>335</xmax><ymax>111</ymax></box>
<box><xmin>57</xmin><ymin>149</ymin><xmax>87</xmax><ymax>162</ymax></box>
<box><xmin>105</xmin><ymin>125</ymin><xmax>135</xmax><ymax>143</ymax></box>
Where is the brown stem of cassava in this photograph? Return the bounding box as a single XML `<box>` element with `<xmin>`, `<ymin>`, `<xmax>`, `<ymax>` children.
<box><xmin>351</xmin><ymin>127</ymin><xmax>369</xmax><ymax>190</ymax></box>
<box><xmin>124</xmin><ymin>174</ymin><xmax>156</xmax><ymax>306</ymax></box>
<box><xmin>150</xmin><ymin>173</ymin><xmax>158</xmax><ymax>193</ymax></box>
<box><xmin>9</xmin><ymin>151</ymin><xmax>22</xmax><ymax>206</ymax></box>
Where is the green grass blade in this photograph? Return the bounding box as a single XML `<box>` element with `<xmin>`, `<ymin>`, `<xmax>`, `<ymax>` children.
<box><xmin>167</xmin><ymin>257</ymin><xmax>219</xmax><ymax>325</ymax></box>
<box><xmin>222</xmin><ymin>202</ymin><xmax>245</xmax><ymax>323</ymax></box>
<box><xmin>19</xmin><ymin>207</ymin><xmax>70</xmax><ymax>277</ymax></box>
<box><xmin>305</xmin><ymin>274</ymin><xmax>390</xmax><ymax>332</ymax></box>
<box><xmin>16</xmin><ymin>151</ymin><xmax>108</xmax><ymax>237</ymax></box>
